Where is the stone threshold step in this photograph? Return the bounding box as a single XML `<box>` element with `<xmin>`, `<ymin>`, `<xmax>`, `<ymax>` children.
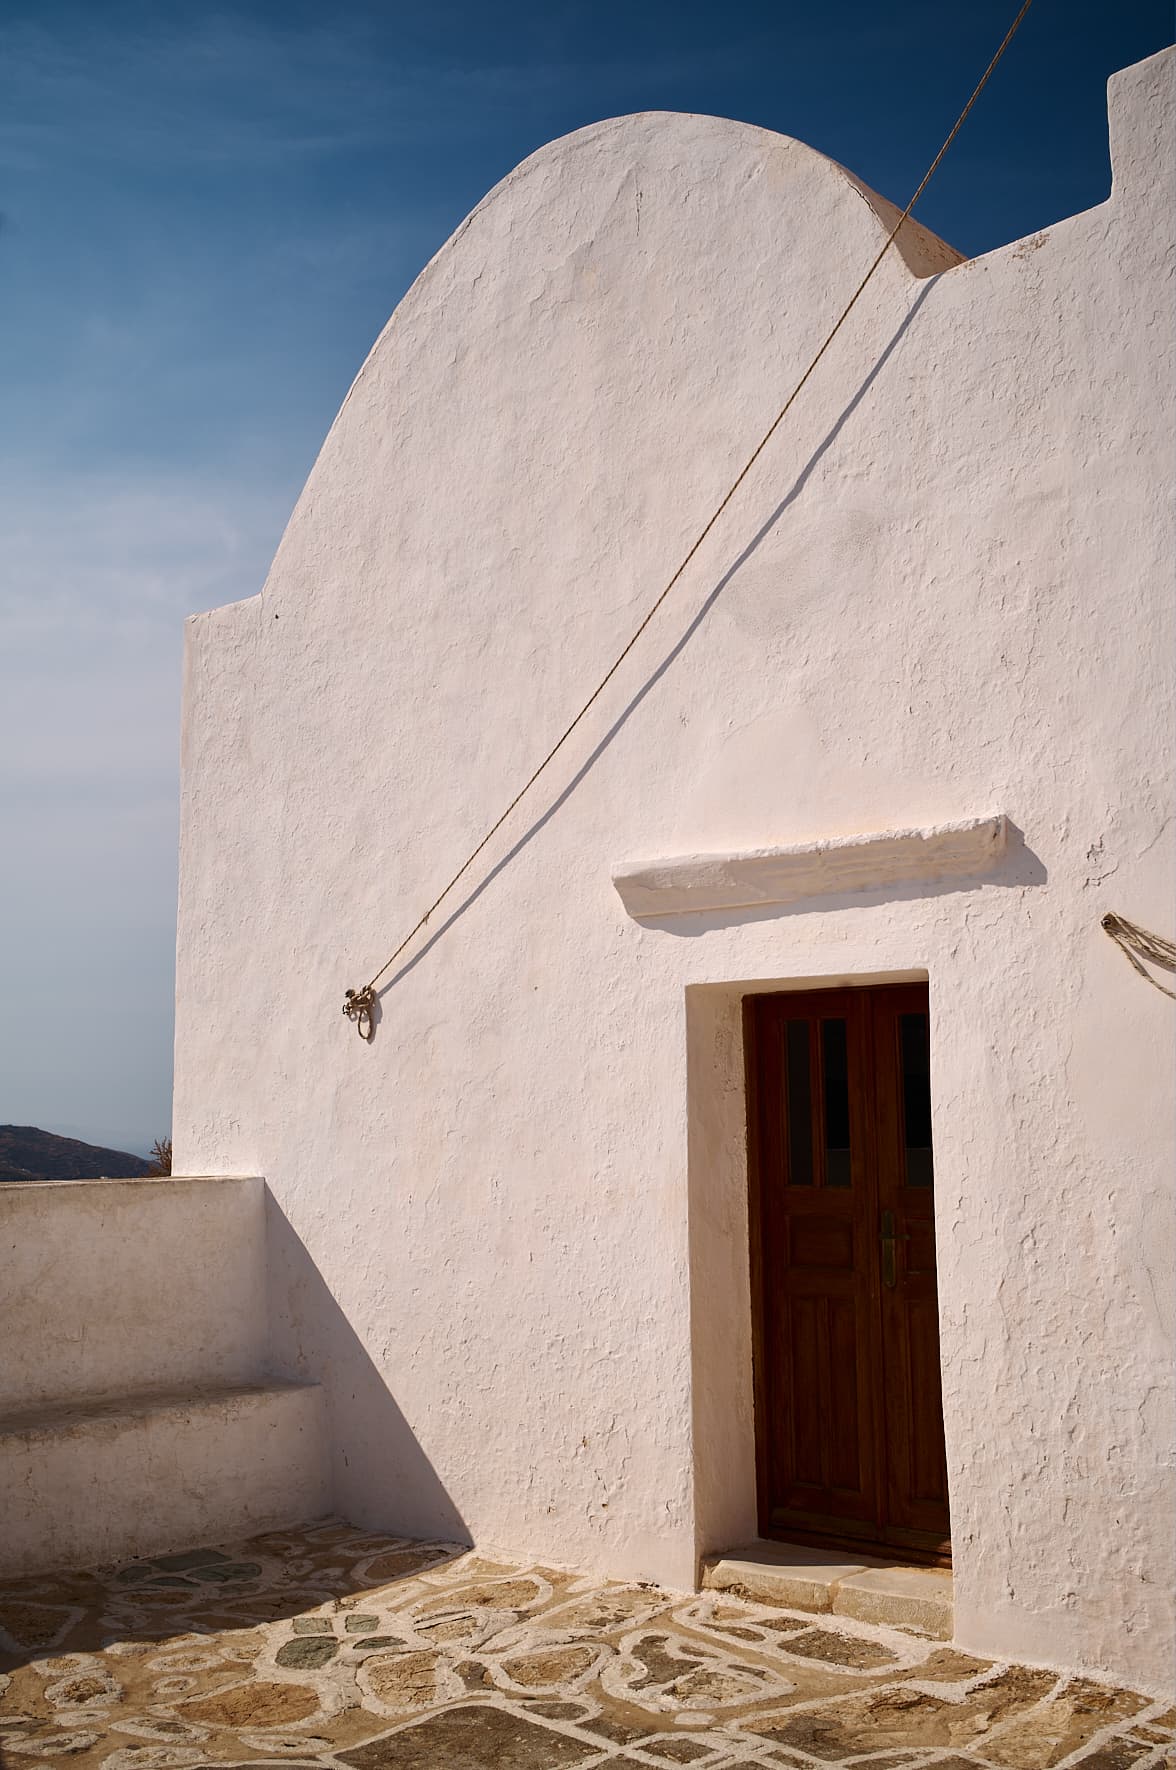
<box><xmin>701</xmin><ymin>1540</ymin><xmax>953</xmax><ymax>1639</ymax></box>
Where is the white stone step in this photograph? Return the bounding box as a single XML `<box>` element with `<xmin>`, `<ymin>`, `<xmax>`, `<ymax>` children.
<box><xmin>701</xmin><ymin>1540</ymin><xmax>953</xmax><ymax>1638</ymax></box>
<box><xmin>0</xmin><ymin>1380</ymin><xmax>330</xmax><ymax>1577</ymax></box>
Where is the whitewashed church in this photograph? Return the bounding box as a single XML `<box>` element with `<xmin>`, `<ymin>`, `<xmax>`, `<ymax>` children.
<box><xmin>168</xmin><ymin>52</ymin><xmax>1171</xmax><ymax>1692</ymax></box>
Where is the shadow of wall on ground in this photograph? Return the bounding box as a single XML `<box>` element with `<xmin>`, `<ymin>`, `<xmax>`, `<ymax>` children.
<box><xmin>0</xmin><ymin>1530</ymin><xmax>469</xmax><ymax>1667</ymax></box>
<box><xmin>0</xmin><ymin>1522</ymin><xmax>470</xmax><ymax>1768</ymax></box>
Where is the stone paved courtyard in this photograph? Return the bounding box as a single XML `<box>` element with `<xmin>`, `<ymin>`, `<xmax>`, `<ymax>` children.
<box><xmin>0</xmin><ymin>1523</ymin><xmax>1170</xmax><ymax>1770</ymax></box>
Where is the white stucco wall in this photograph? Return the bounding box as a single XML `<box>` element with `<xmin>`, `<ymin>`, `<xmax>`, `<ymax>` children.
<box><xmin>0</xmin><ymin>1177</ymin><xmax>267</xmax><ymax>1409</ymax></box>
<box><xmin>173</xmin><ymin>53</ymin><xmax>1175</xmax><ymax>1693</ymax></box>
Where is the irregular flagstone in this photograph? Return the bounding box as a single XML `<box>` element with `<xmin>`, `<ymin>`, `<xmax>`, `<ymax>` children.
<box><xmin>44</xmin><ymin>1667</ymin><xmax>123</xmax><ymax>1709</ymax></box>
<box><xmin>357</xmin><ymin>1648</ymin><xmax>466</xmax><ymax>1716</ymax></box>
<box><xmin>182</xmin><ymin>1679</ymin><xmax>323</xmax><ymax>1727</ymax></box>
<box><xmin>409</xmin><ymin>1608</ymin><xmax>512</xmax><ymax>1650</ymax></box>
<box><xmin>415</xmin><ymin>1576</ymin><xmax>550</xmax><ymax>1614</ymax></box>
<box><xmin>495</xmin><ymin>1639</ymin><xmax>608</xmax><ymax>1690</ymax></box>
<box><xmin>187</xmin><ymin>1564</ymin><xmax>261</xmax><ymax>1586</ymax></box>
<box><xmin>337</xmin><ymin>1702</ymin><xmax>600</xmax><ymax>1766</ymax></box>
<box><xmin>579</xmin><ymin>1710</ymin><xmax>653</xmax><ymax>1743</ymax></box>
<box><xmin>1066</xmin><ymin>1742</ymin><xmax>1158</xmax><ymax>1769</ymax></box>
<box><xmin>984</xmin><ymin>1676</ymin><xmax>1150</xmax><ymax>1768</ymax></box>
<box><xmin>152</xmin><ymin>1551</ymin><xmax>231</xmax><ymax>1574</ymax></box>
<box><xmin>776</xmin><ymin>1626</ymin><xmax>901</xmax><ymax>1669</ymax></box>
<box><xmin>603</xmin><ymin>1627</ymin><xmax>795</xmax><ymax>1712</ymax></box>
<box><xmin>6</xmin><ymin>1736</ymin><xmax>105</xmax><ymax>1761</ymax></box>
<box><xmin>749</xmin><ymin>1749</ymin><xmax>824</xmax><ymax>1768</ymax></box>
<box><xmin>1129</xmin><ymin>1720</ymin><xmax>1176</xmax><ymax>1744</ymax></box>
<box><xmin>358</xmin><ymin>1550</ymin><xmax>452</xmax><ymax>1584</ymax></box>
<box><xmin>0</xmin><ymin>1602</ymin><xmax>83</xmax><ymax>1655</ymax></box>
<box><xmin>637</xmin><ymin>1740</ymin><xmax>720</xmax><ymax>1764</ymax></box>
<box><xmin>275</xmin><ymin>1638</ymin><xmax>339</xmax><ymax>1670</ymax></box>
<box><xmin>907</xmin><ymin>1759</ymin><xmax>994</xmax><ymax>1770</ymax></box>
<box><xmin>744</xmin><ymin>1665</ymin><xmax>1059</xmax><ymax>1757</ymax></box>
<box><xmin>669</xmin><ymin>1593</ymin><xmax>926</xmax><ymax>1681</ymax></box>
<box><xmin>542</xmin><ymin>1586</ymin><xmax>668</xmax><ymax>1633</ymax></box>
<box><xmin>519</xmin><ymin>1698</ymin><xmax>591</xmax><ymax>1721</ymax></box>
<box><xmin>419</xmin><ymin>1555</ymin><xmax>514</xmax><ymax>1582</ymax></box>
<box><xmin>903</xmin><ymin>1647</ymin><xmax>993</xmax><ymax>1681</ymax></box>
<box><xmin>0</xmin><ymin>1525</ymin><xmax>1161</xmax><ymax>1770</ymax></box>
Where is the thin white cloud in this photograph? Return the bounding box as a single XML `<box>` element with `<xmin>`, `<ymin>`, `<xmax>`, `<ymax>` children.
<box><xmin>0</xmin><ymin>463</ymin><xmax>290</xmax><ymax>1148</ymax></box>
<box><xmin>0</xmin><ymin>469</ymin><xmax>285</xmax><ymax>626</ymax></box>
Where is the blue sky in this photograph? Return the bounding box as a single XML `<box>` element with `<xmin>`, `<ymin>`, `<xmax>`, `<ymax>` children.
<box><xmin>1</xmin><ymin>0</ymin><xmax>1170</xmax><ymax>1156</ymax></box>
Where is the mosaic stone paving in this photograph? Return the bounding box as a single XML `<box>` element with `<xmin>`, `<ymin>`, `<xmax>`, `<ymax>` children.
<box><xmin>0</xmin><ymin>1523</ymin><xmax>1170</xmax><ymax>1770</ymax></box>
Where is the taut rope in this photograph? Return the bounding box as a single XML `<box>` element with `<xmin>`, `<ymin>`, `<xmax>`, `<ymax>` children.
<box><xmin>342</xmin><ymin>0</ymin><xmax>1036</xmax><ymax>1037</ymax></box>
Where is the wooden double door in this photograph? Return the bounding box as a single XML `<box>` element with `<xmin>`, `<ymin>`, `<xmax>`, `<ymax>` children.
<box><xmin>746</xmin><ymin>983</ymin><xmax>950</xmax><ymax>1560</ymax></box>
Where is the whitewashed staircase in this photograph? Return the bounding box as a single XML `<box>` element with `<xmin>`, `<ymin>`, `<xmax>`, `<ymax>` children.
<box><xmin>0</xmin><ymin>1176</ymin><xmax>329</xmax><ymax>1575</ymax></box>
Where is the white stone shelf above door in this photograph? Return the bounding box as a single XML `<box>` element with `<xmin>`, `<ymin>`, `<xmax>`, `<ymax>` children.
<box><xmin>612</xmin><ymin>814</ymin><xmax>1008</xmax><ymax>920</ymax></box>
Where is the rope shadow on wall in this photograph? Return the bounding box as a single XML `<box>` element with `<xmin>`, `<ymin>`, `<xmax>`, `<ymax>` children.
<box><xmin>340</xmin><ymin>2</ymin><xmax>1040</xmax><ymax>1039</ymax></box>
<box><xmin>360</xmin><ymin>280</ymin><xmax>940</xmax><ymax>1020</ymax></box>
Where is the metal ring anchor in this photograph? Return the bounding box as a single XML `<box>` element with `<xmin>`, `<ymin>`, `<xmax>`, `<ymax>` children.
<box><xmin>343</xmin><ymin>985</ymin><xmax>377</xmax><ymax>1041</ymax></box>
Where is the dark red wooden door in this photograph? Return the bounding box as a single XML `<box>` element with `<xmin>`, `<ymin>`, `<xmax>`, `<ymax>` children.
<box><xmin>747</xmin><ymin>983</ymin><xmax>950</xmax><ymax>1559</ymax></box>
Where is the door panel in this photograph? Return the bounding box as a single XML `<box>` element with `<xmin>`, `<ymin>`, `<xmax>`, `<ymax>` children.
<box><xmin>748</xmin><ymin>983</ymin><xmax>950</xmax><ymax>1559</ymax></box>
<box><xmin>787</xmin><ymin>1216</ymin><xmax>855</xmax><ymax>1270</ymax></box>
<box><xmin>907</xmin><ymin>1297</ymin><xmax>950</xmax><ymax>1504</ymax></box>
<box><xmin>871</xmin><ymin>984</ymin><xmax>949</xmax><ymax>1543</ymax></box>
<box><xmin>827</xmin><ymin>1295</ymin><xmax>863</xmax><ymax>1491</ymax></box>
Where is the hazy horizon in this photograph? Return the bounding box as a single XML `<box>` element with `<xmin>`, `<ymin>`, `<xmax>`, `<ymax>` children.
<box><xmin>1</xmin><ymin>1120</ymin><xmax>155</xmax><ymax>1161</ymax></box>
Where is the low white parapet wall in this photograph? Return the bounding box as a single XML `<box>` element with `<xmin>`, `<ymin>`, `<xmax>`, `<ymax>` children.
<box><xmin>0</xmin><ymin>1176</ymin><xmax>268</xmax><ymax>1412</ymax></box>
<box><xmin>0</xmin><ymin>1175</ymin><xmax>333</xmax><ymax>1575</ymax></box>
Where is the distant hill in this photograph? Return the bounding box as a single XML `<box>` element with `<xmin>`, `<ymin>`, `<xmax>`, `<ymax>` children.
<box><xmin>0</xmin><ymin>1125</ymin><xmax>153</xmax><ymax>1182</ymax></box>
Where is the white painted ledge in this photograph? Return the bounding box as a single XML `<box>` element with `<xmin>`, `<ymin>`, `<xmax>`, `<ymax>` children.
<box><xmin>612</xmin><ymin>815</ymin><xmax>1008</xmax><ymax>920</ymax></box>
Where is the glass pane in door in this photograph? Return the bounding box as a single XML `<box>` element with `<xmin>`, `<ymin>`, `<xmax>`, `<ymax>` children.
<box><xmin>821</xmin><ymin>1018</ymin><xmax>852</xmax><ymax>1187</ymax></box>
<box><xmin>785</xmin><ymin>1020</ymin><xmax>814</xmax><ymax>1186</ymax></box>
<box><xmin>899</xmin><ymin>1011</ymin><xmax>934</xmax><ymax>1188</ymax></box>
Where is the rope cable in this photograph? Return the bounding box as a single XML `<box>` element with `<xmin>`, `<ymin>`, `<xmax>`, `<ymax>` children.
<box><xmin>342</xmin><ymin>0</ymin><xmax>1036</xmax><ymax>1039</ymax></box>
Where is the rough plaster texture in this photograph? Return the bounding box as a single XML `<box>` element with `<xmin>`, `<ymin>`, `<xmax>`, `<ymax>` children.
<box><xmin>173</xmin><ymin>55</ymin><xmax>1175</xmax><ymax>1694</ymax></box>
<box><xmin>0</xmin><ymin>1177</ymin><xmax>268</xmax><ymax>1411</ymax></box>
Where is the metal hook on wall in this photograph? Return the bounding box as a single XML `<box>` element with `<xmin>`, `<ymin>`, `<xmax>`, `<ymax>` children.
<box><xmin>342</xmin><ymin>985</ymin><xmax>377</xmax><ymax>1041</ymax></box>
